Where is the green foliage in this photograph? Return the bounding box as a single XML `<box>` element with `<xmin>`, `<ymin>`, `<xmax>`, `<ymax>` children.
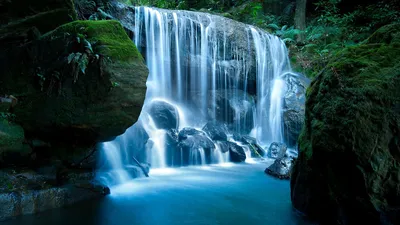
<box><xmin>272</xmin><ymin>25</ymin><xmax>302</xmax><ymax>43</ymax></box>
<box><xmin>288</xmin><ymin>0</ymin><xmax>400</xmax><ymax>78</ymax></box>
<box><xmin>0</xmin><ymin>112</ymin><xmax>16</xmax><ymax>122</ymax></box>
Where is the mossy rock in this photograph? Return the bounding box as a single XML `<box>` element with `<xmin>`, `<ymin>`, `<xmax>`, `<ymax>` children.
<box><xmin>291</xmin><ymin>24</ymin><xmax>400</xmax><ymax>224</ymax></box>
<box><xmin>43</xmin><ymin>20</ymin><xmax>142</xmax><ymax>62</ymax></box>
<box><xmin>0</xmin><ymin>119</ymin><xmax>32</xmax><ymax>167</ymax></box>
<box><xmin>12</xmin><ymin>20</ymin><xmax>148</xmax><ymax>146</ymax></box>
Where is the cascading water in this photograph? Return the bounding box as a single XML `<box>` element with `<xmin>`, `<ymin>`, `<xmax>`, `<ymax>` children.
<box><xmin>97</xmin><ymin>6</ymin><xmax>292</xmax><ymax>186</ymax></box>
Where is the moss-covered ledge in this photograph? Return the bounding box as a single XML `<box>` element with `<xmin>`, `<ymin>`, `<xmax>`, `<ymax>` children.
<box><xmin>43</xmin><ymin>20</ymin><xmax>142</xmax><ymax>62</ymax></box>
<box><xmin>12</xmin><ymin>20</ymin><xmax>148</xmax><ymax>147</ymax></box>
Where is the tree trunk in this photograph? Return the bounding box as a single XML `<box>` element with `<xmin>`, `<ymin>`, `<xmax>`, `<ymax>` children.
<box><xmin>294</xmin><ymin>0</ymin><xmax>307</xmax><ymax>43</ymax></box>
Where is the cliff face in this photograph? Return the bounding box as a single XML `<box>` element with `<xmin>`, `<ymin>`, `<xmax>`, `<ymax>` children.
<box><xmin>290</xmin><ymin>24</ymin><xmax>400</xmax><ymax>225</ymax></box>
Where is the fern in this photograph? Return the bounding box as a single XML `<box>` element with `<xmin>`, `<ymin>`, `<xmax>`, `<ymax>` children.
<box><xmin>267</xmin><ymin>24</ymin><xmax>280</xmax><ymax>31</ymax></box>
<box><xmin>78</xmin><ymin>54</ymin><xmax>89</xmax><ymax>74</ymax></box>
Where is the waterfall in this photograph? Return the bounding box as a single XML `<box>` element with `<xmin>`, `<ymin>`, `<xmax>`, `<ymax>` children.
<box><xmin>97</xmin><ymin>6</ymin><xmax>292</xmax><ymax>185</ymax></box>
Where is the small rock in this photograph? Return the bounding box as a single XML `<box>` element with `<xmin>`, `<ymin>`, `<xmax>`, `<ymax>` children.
<box><xmin>265</xmin><ymin>156</ymin><xmax>294</xmax><ymax>179</ymax></box>
<box><xmin>267</xmin><ymin>142</ymin><xmax>287</xmax><ymax>159</ymax></box>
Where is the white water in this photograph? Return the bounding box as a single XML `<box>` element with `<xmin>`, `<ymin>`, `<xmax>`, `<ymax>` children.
<box><xmin>97</xmin><ymin>7</ymin><xmax>292</xmax><ymax>186</ymax></box>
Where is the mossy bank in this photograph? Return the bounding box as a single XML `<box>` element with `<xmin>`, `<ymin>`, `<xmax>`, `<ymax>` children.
<box><xmin>290</xmin><ymin>24</ymin><xmax>400</xmax><ymax>225</ymax></box>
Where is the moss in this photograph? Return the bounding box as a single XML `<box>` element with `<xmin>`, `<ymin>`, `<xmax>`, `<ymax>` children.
<box><xmin>291</xmin><ymin>24</ymin><xmax>400</xmax><ymax>224</ymax></box>
<box><xmin>0</xmin><ymin>119</ymin><xmax>24</xmax><ymax>153</ymax></box>
<box><xmin>43</xmin><ymin>20</ymin><xmax>142</xmax><ymax>62</ymax></box>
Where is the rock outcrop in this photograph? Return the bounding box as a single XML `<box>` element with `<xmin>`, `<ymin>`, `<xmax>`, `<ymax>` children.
<box><xmin>12</xmin><ymin>20</ymin><xmax>148</xmax><ymax>146</ymax></box>
<box><xmin>291</xmin><ymin>24</ymin><xmax>400</xmax><ymax>225</ymax></box>
<box><xmin>0</xmin><ymin>170</ymin><xmax>109</xmax><ymax>221</ymax></box>
<box><xmin>0</xmin><ymin>1</ymin><xmax>149</xmax><ymax>219</ymax></box>
<box><xmin>283</xmin><ymin>72</ymin><xmax>310</xmax><ymax>147</ymax></box>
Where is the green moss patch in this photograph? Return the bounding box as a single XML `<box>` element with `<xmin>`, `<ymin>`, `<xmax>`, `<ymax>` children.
<box><xmin>44</xmin><ymin>20</ymin><xmax>142</xmax><ymax>62</ymax></box>
<box><xmin>0</xmin><ymin>119</ymin><xmax>24</xmax><ymax>153</ymax></box>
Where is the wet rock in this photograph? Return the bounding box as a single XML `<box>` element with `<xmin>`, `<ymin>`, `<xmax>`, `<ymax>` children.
<box><xmin>267</xmin><ymin>142</ymin><xmax>287</xmax><ymax>159</ymax></box>
<box><xmin>147</xmin><ymin>101</ymin><xmax>179</xmax><ymax>130</ymax></box>
<box><xmin>228</xmin><ymin>142</ymin><xmax>246</xmax><ymax>163</ymax></box>
<box><xmin>0</xmin><ymin>170</ymin><xmax>109</xmax><ymax>221</ymax></box>
<box><xmin>178</xmin><ymin>127</ymin><xmax>203</xmax><ymax>141</ymax></box>
<box><xmin>241</xmin><ymin>136</ymin><xmax>265</xmax><ymax>157</ymax></box>
<box><xmin>265</xmin><ymin>156</ymin><xmax>294</xmax><ymax>179</ymax></box>
<box><xmin>178</xmin><ymin>133</ymin><xmax>215</xmax><ymax>151</ymax></box>
<box><xmin>202</xmin><ymin>121</ymin><xmax>228</xmax><ymax>141</ymax></box>
<box><xmin>121</xmin><ymin>121</ymin><xmax>150</xmax><ymax>162</ymax></box>
<box><xmin>218</xmin><ymin>141</ymin><xmax>246</xmax><ymax>162</ymax></box>
<box><xmin>216</xmin><ymin>141</ymin><xmax>231</xmax><ymax>154</ymax></box>
<box><xmin>282</xmin><ymin>72</ymin><xmax>310</xmax><ymax>147</ymax></box>
<box><xmin>175</xmin><ymin>128</ymin><xmax>215</xmax><ymax>166</ymax></box>
<box><xmin>193</xmin><ymin>90</ymin><xmax>255</xmax><ymax>134</ymax></box>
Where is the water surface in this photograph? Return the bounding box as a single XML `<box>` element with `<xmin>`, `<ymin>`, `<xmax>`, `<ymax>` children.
<box><xmin>3</xmin><ymin>162</ymin><xmax>311</xmax><ymax>225</ymax></box>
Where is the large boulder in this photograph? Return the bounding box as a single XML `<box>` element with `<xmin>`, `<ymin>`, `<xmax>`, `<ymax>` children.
<box><xmin>147</xmin><ymin>101</ymin><xmax>179</xmax><ymax>130</ymax></box>
<box><xmin>291</xmin><ymin>24</ymin><xmax>400</xmax><ymax>225</ymax></box>
<box><xmin>282</xmin><ymin>72</ymin><xmax>310</xmax><ymax>147</ymax></box>
<box><xmin>10</xmin><ymin>20</ymin><xmax>148</xmax><ymax>147</ymax></box>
